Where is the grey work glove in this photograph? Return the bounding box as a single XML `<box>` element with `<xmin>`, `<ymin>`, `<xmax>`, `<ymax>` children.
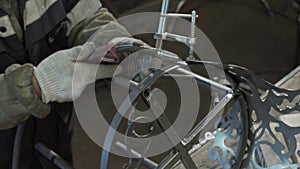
<box><xmin>89</xmin><ymin>36</ymin><xmax>177</xmax><ymax>79</ymax></box>
<box><xmin>34</xmin><ymin>42</ymin><xmax>119</xmax><ymax>103</ymax></box>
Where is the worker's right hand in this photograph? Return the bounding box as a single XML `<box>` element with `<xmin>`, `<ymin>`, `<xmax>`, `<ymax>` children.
<box><xmin>34</xmin><ymin>42</ymin><xmax>119</xmax><ymax>103</ymax></box>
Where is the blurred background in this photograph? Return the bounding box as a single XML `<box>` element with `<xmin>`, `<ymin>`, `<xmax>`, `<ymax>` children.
<box><xmin>72</xmin><ymin>0</ymin><xmax>300</xmax><ymax>168</ymax></box>
<box><xmin>100</xmin><ymin>0</ymin><xmax>299</xmax><ymax>82</ymax></box>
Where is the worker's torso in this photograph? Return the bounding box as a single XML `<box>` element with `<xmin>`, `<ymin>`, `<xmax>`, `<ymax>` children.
<box><xmin>0</xmin><ymin>0</ymin><xmax>78</xmax><ymax>73</ymax></box>
<box><xmin>0</xmin><ymin>1</ymin><xmax>78</xmax><ymax>168</ymax></box>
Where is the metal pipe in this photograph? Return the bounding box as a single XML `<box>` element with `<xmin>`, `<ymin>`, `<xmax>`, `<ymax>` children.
<box><xmin>161</xmin><ymin>13</ymin><xmax>193</xmax><ymax>18</ymax></box>
<box><xmin>156</xmin><ymin>0</ymin><xmax>170</xmax><ymax>49</ymax></box>
<box><xmin>35</xmin><ymin>143</ymin><xmax>73</xmax><ymax>169</ymax></box>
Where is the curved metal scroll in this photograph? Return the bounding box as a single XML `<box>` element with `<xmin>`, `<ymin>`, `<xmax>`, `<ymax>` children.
<box><xmin>225</xmin><ymin>65</ymin><xmax>300</xmax><ymax>169</ymax></box>
<box><xmin>208</xmin><ymin>99</ymin><xmax>248</xmax><ymax>169</ymax></box>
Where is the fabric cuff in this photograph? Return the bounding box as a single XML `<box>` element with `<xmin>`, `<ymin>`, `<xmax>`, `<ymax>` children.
<box><xmin>33</xmin><ymin>62</ymin><xmax>65</xmax><ymax>104</ymax></box>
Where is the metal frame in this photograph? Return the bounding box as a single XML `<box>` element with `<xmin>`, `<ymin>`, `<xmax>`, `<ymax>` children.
<box><xmin>100</xmin><ymin>0</ymin><xmax>248</xmax><ymax>168</ymax></box>
<box><xmin>111</xmin><ymin>65</ymin><xmax>240</xmax><ymax>169</ymax></box>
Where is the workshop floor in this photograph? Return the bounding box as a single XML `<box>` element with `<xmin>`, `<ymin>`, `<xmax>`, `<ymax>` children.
<box><xmin>72</xmin><ymin>0</ymin><xmax>299</xmax><ymax>168</ymax></box>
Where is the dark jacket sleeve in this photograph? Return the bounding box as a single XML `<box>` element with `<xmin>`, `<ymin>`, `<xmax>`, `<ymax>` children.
<box><xmin>67</xmin><ymin>5</ymin><xmax>130</xmax><ymax>47</ymax></box>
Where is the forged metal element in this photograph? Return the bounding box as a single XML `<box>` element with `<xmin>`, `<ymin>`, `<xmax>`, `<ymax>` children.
<box><xmin>100</xmin><ymin>69</ymin><xmax>169</xmax><ymax>169</ymax></box>
<box><xmin>206</xmin><ymin>71</ymin><xmax>248</xmax><ymax>169</ymax></box>
<box><xmin>225</xmin><ymin>65</ymin><xmax>300</xmax><ymax>168</ymax></box>
<box><xmin>208</xmin><ymin>100</ymin><xmax>246</xmax><ymax>169</ymax></box>
<box><xmin>104</xmin><ymin>61</ymin><xmax>248</xmax><ymax>169</ymax></box>
<box><xmin>122</xmin><ymin>101</ymin><xmax>156</xmax><ymax>169</ymax></box>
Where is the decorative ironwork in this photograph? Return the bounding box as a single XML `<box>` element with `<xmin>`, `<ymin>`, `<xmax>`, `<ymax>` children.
<box><xmin>225</xmin><ymin>65</ymin><xmax>300</xmax><ymax>168</ymax></box>
<box><xmin>208</xmin><ymin>101</ymin><xmax>246</xmax><ymax>169</ymax></box>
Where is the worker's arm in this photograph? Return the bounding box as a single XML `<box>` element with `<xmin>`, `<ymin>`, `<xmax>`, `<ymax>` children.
<box><xmin>0</xmin><ymin>64</ymin><xmax>50</xmax><ymax>129</ymax></box>
<box><xmin>67</xmin><ymin>5</ymin><xmax>131</xmax><ymax>47</ymax></box>
<box><xmin>0</xmin><ymin>1</ymin><xmax>135</xmax><ymax>130</ymax></box>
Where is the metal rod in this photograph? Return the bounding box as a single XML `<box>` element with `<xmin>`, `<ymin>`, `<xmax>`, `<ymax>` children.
<box><xmin>115</xmin><ymin>142</ymin><xmax>158</xmax><ymax>169</ymax></box>
<box><xmin>157</xmin><ymin>151</ymin><xmax>180</xmax><ymax>169</ymax></box>
<box><xmin>161</xmin><ymin>13</ymin><xmax>195</xmax><ymax>18</ymax></box>
<box><xmin>35</xmin><ymin>143</ymin><xmax>73</xmax><ymax>169</ymax></box>
<box><xmin>156</xmin><ymin>0</ymin><xmax>170</xmax><ymax>49</ymax></box>
<box><xmin>186</xmin><ymin>10</ymin><xmax>197</xmax><ymax>61</ymax></box>
<box><xmin>160</xmin><ymin>32</ymin><xmax>190</xmax><ymax>44</ymax></box>
<box><xmin>176</xmin><ymin>67</ymin><xmax>233</xmax><ymax>92</ymax></box>
<box><xmin>182</xmin><ymin>93</ymin><xmax>234</xmax><ymax>145</ymax></box>
<box><xmin>113</xmin><ymin>77</ymin><xmax>139</xmax><ymax>88</ymax></box>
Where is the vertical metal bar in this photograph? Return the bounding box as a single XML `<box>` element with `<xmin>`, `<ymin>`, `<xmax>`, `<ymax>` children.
<box><xmin>186</xmin><ymin>10</ymin><xmax>197</xmax><ymax>60</ymax></box>
<box><xmin>156</xmin><ymin>0</ymin><xmax>170</xmax><ymax>49</ymax></box>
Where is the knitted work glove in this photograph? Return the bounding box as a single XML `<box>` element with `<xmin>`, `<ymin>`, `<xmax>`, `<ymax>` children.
<box><xmin>34</xmin><ymin>42</ymin><xmax>119</xmax><ymax>103</ymax></box>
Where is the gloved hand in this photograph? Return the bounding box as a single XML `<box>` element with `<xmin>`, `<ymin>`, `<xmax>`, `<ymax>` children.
<box><xmin>89</xmin><ymin>36</ymin><xmax>178</xmax><ymax>81</ymax></box>
<box><xmin>34</xmin><ymin>42</ymin><xmax>119</xmax><ymax>103</ymax></box>
<box><xmin>88</xmin><ymin>37</ymin><xmax>150</xmax><ymax>64</ymax></box>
